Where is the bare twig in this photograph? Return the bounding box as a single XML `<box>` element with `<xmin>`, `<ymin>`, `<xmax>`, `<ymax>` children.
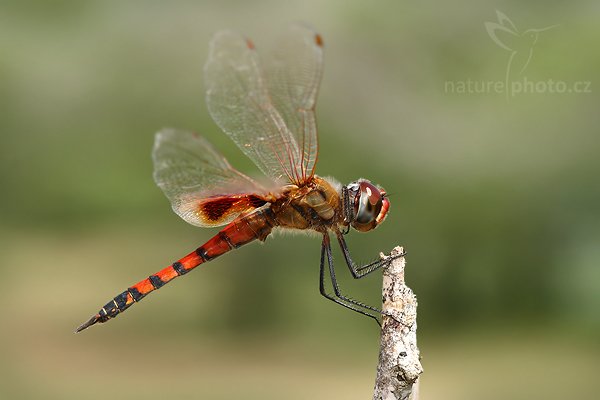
<box><xmin>373</xmin><ymin>247</ymin><xmax>423</xmax><ymax>400</ymax></box>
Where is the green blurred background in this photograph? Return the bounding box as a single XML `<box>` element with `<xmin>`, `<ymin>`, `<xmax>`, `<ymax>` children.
<box><xmin>1</xmin><ymin>1</ymin><xmax>599</xmax><ymax>399</ymax></box>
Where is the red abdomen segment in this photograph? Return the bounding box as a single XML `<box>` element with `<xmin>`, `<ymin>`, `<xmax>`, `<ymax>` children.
<box><xmin>75</xmin><ymin>209</ymin><xmax>275</xmax><ymax>332</ymax></box>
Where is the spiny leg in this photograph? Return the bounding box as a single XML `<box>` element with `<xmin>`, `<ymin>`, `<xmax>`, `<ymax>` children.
<box><xmin>324</xmin><ymin>234</ymin><xmax>383</xmax><ymax>314</ymax></box>
<box><xmin>319</xmin><ymin>234</ymin><xmax>381</xmax><ymax>325</ymax></box>
<box><xmin>335</xmin><ymin>230</ymin><xmax>405</xmax><ymax>279</ymax></box>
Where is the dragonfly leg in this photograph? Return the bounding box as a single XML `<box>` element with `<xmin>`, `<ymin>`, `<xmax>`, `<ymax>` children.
<box><xmin>335</xmin><ymin>230</ymin><xmax>406</xmax><ymax>279</ymax></box>
<box><xmin>319</xmin><ymin>234</ymin><xmax>381</xmax><ymax>325</ymax></box>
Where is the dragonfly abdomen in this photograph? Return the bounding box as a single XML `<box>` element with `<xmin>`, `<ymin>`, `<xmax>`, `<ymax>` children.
<box><xmin>75</xmin><ymin>209</ymin><xmax>276</xmax><ymax>332</ymax></box>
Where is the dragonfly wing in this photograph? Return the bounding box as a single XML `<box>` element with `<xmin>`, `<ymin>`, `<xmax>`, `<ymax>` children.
<box><xmin>153</xmin><ymin>128</ymin><xmax>276</xmax><ymax>227</ymax></box>
<box><xmin>205</xmin><ymin>30</ymin><xmax>307</xmax><ymax>184</ymax></box>
<box><xmin>263</xmin><ymin>23</ymin><xmax>323</xmax><ymax>182</ymax></box>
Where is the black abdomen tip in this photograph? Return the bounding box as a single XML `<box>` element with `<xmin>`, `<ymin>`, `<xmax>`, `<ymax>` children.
<box><xmin>75</xmin><ymin>314</ymin><xmax>101</xmax><ymax>333</ymax></box>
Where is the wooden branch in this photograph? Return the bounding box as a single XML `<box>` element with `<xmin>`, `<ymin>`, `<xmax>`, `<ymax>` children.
<box><xmin>373</xmin><ymin>246</ymin><xmax>423</xmax><ymax>400</ymax></box>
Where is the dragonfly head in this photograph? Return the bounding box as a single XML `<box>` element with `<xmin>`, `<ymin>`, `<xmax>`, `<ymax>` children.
<box><xmin>344</xmin><ymin>179</ymin><xmax>390</xmax><ymax>232</ymax></box>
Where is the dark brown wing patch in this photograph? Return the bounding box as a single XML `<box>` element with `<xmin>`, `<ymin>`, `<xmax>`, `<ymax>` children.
<box><xmin>202</xmin><ymin>197</ymin><xmax>237</xmax><ymax>221</ymax></box>
<box><xmin>248</xmin><ymin>194</ymin><xmax>268</xmax><ymax>208</ymax></box>
<box><xmin>199</xmin><ymin>195</ymin><xmax>268</xmax><ymax>223</ymax></box>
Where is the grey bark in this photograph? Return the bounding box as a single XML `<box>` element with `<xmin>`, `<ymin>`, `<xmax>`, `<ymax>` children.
<box><xmin>373</xmin><ymin>247</ymin><xmax>423</xmax><ymax>400</ymax></box>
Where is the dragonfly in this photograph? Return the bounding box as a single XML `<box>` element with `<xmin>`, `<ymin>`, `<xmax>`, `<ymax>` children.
<box><xmin>76</xmin><ymin>24</ymin><xmax>395</xmax><ymax>333</ymax></box>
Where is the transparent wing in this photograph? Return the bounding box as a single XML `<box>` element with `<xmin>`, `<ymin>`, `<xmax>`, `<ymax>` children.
<box><xmin>153</xmin><ymin>128</ymin><xmax>275</xmax><ymax>227</ymax></box>
<box><xmin>204</xmin><ymin>28</ymin><xmax>323</xmax><ymax>185</ymax></box>
<box><xmin>264</xmin><ymin>23</ymin><xmax>323</xmax><ymax>181</ymax></box>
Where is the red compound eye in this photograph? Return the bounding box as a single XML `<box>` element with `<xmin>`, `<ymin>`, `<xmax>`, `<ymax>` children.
<box><xmin>351</xmin><ymin>180</ymin><xmax>389</xmax><ymax>232</ymax></box>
